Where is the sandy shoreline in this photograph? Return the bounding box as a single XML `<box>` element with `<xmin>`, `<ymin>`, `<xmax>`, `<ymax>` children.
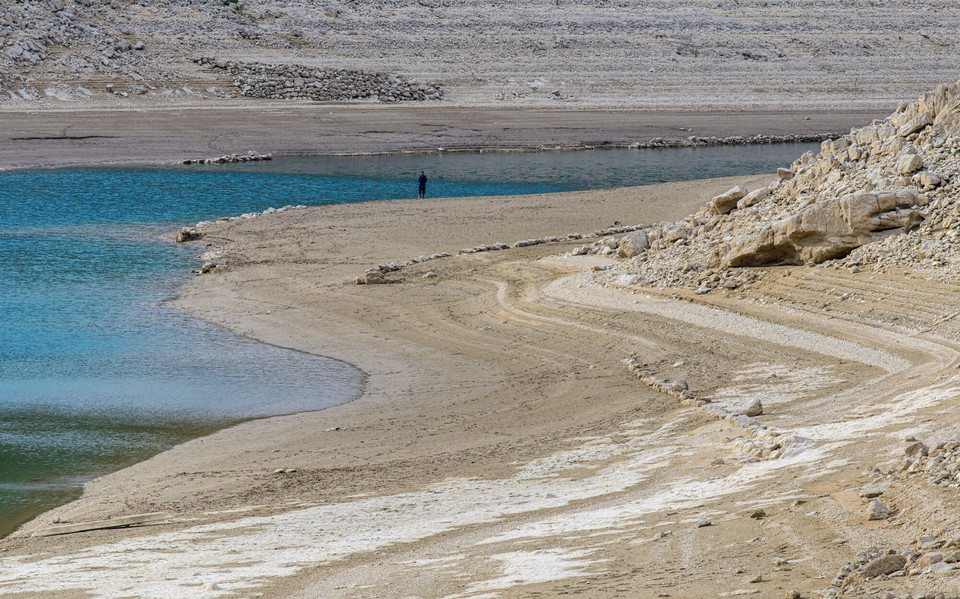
<box><xmin>6</xmin><ymin>104</ymin><xmax>960</xmax><ymax>597</ymax></box>
<box><xmin>0</xmin><ymin>175</ymin><xmax>767</xmax><ymax>576</ymax></box>
<box><xmin>0</xmin><ymin>104</ymin><xmax>882</xmax><ymax>171</ymax></box>
<box><xmin>6</xmin><ymin>164</ymin><xmax>960</xmax><ymax>597</ymax></box>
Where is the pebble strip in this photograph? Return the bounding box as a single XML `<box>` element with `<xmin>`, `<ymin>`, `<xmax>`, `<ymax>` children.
<box><xmin>622</xmin><ymin>357</ymin><xmax>796</xmax><ymax>462</ymax></box>
<box><xmin>357</xmin><ymin>231</ymin><xmax>603</xmax><ymax>284</ymax></box>
<box><xmin>632</xmin><ymin>132</ymin><xmax>838</xmax><ymax>149</ymax></box>
<box><xmin>182</xmin><ymin>151</ymin><xmax>273</xmax><ymax>165</ymax></box>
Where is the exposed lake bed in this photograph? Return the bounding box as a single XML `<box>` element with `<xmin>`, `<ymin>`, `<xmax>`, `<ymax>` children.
<box><xmin>5</xmin><ymin>93</ymin><xmax>960</xmax><ymax>599</ymax></box>
<box><xmin>5</xmin><ymin>0</ymin><xmax>960</xmax><ymax>595</ymax></box>
<box><xmin>0</xmin><ymin>144</ymin><xmax>815</xmax><ymax>539</ymax></box>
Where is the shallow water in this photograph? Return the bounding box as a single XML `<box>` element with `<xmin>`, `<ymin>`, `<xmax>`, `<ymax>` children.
<box><xmin>0</xmin><ymin>143</ymin><xmax>816</xmax><ymax>537</ymax></box>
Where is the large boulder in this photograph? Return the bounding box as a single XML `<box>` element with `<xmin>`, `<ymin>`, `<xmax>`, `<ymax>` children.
<box><xmin>723</xmin><ymin>189</ymin><xmax>923</xmax><ymax>266</ymax></box>
<box><xmin>896</xmin><ymin>111</ymin><xmax>933</xmax><ymax>137</ymax></box>
<box><xmin>860</xmin><ymin>554</ymin><xmax>905</xmax><ymax>578</ymax></box>
<box><xmin>737</xmin><ymin>185</ymin><xmax>773</xmax><ymax>210</ymax></box>
<box><xmin>740</xmin><ymin>398</ymin><xmax>763</xmax><ymax>417</ymax></box>
<box><xmin>895</xmin><ymin>153</ymin><xmax>924</xmax><ymax>175</ymax></box>
<box><xmin>709</xmin><ymin>186</ymin><xmax>747</xmax><ymax>215</ymax></box>
<box><xmin>617</xmin><ymin>230</ymin><xmax>651</xmax><ymax>258</ymax></box>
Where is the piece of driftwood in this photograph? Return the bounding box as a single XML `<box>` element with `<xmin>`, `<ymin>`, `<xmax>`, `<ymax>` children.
<box><xmin>32</xmin><ymin>512</ymin><xmax>171</xmax><ymax>537</ymax></box>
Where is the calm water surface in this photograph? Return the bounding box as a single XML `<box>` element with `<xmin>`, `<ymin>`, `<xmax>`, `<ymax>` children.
<box><xmin>0</xmin><ymin>143</ymin><xmax>816</xmax><ymax>536</ymax></box>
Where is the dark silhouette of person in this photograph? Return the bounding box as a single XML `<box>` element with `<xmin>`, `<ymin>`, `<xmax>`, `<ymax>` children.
<box><xmin>418</xmin><ymin>171</ymin><xmax>428</xmax><ymax>199</ymax></box>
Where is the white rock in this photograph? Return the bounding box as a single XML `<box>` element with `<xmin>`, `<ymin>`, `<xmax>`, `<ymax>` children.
<box><xmin>741</xmin><ymin>398</ymin><xmax>763</xmax><ymax>417</ymax></box>
<box><xmin>710</xmin><ymin>186</ymin><xmax>747</xmax><ymax>215</ymax></box>
<box><xmin>866</xmin><ymin>499</ymin><xmax>890</xmax><ymax>520</ymax></box>
<box><xmin>895</xmin><ymin>153</ymin><xmax>923</xmax><ymax>175</ymax></box>
<box><xmin>617</xmin><ymin>230</ymin><xmax>650</xmax><ymax>258</ymax></box>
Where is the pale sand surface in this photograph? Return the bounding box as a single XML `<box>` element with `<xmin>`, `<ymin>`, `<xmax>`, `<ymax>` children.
<box><xmin>0</xmin><ymin>105</ymin><xmax>881</xmax><ymax>170</ymax></box>
<box><xmin>6</xmin><ymin>168</ymin><xmax>960</xmax><ymax>597</ymax></box>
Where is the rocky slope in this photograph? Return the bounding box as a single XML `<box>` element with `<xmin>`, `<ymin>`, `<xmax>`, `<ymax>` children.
<box><xmin>594</xmin><ymin>80</ymin><xmax>960</xmax><ymax>292</ymax></box>
<box><xmin>3</xmin><ymin>0</ymin><xmax>960</xmax><ymax>109</ymax></box>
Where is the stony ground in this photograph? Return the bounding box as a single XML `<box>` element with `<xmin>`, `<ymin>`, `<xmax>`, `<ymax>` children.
<box><xmin>575</xmin><ymin>80</ymin><xmax>960</xmax><ymax>297</ymax></box>
<box><xmin>4</xmin><ymin>0</ymin><xmax>960</xmax><ymax>109</ymax></box>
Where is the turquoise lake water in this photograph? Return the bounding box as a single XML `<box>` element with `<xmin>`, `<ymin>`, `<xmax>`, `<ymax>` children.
<box><xmin>0</xmin><ymin>143</ymin><xmax>817</xmax><ymax>537</ymax></box>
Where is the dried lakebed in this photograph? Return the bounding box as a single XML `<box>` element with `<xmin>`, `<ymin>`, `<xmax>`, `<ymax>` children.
<box><xmin>5</xmin><ymin>242</ymin><xmax>960</xmax><ymax>598</ymax></box>
<box><xmin>0</xmin><ymin>144</ymin><xmax>813</xmax><ymax>540</ymax></box>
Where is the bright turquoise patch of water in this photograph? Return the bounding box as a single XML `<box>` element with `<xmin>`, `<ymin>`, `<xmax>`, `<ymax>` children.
<box><xmin>0</xmin><ymin>143</ymin><xmax>816</xmax><ymax>536</ymax></box>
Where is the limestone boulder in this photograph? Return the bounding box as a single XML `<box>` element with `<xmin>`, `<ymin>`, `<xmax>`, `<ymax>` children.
<box><xmin>915</xmin><ymin>170</ymin><xmax>941</xmax><ymax>188</ymax></box>
<box><xmin>617</xmin><ymin>230</ymin><xmax>651</xmax><ymax>258</ymax></box>
<box><xmin>895</xmin><ymin>153</ymin><xmax>924</xmax><ymax>175</ymax></box>
<box><xmin>737</xmin><ymin>185</ymin><xmax>772</xmax><ymax>210</ymax></box>
<box><xmin>741</xmin><ymin>398</ymin><xmax>763</xmax><ymax>417</ymax></box>
<box><xmin>896</xmin><ymin>111</ymin><xmax>934</xmax><ymax>137</ymax></box>
<box><xmin>866</xmin><ymin>500</ymin><xmax>890</xmax><ymax>521</ymax></box>
<box><xmin>710</xmin><ymin>186</ymin><xmax>747</xmax><ymax>215</ymax></box>
<box><xmin>723</xmin><ymin>190</ymin><xmax>923</xmax><ymax>267</ymax></box>
<box><xmin>821</xmin><ymin>138</ymin><xmax>850</xmax><ymax>157</ymax></box>
<box><xmin>861</xmin><ymin>554</ymin><xmax>905</xmax><ymax>578</ymax></box>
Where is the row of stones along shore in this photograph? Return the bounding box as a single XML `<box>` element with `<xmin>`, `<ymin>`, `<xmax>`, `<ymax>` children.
<box><xmin>197</xmin><ymin>58</ymin><xmax>443</xmax><ymax>103</ymax></box>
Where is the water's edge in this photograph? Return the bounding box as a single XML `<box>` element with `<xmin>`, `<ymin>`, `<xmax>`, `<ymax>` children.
<box><xmin>3</xmin><ymin>266</ymin><xmax>370</xmax><ymax>540</ymax></box>
<box><xmin>4</xmin><ymin>144</ymin><xmax>817</xmax><ymax>538</ymax></box>
<box><xmin>0</xmin><ymin>133</ymin><xmax>839</xmax><ymax>173</ymax></box>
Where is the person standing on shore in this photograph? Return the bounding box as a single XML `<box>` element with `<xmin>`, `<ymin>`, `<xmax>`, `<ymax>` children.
<box><xmin>418</xmin><ymin>171</ymin><xmax>428</xmax><ymax>199</ymax></box>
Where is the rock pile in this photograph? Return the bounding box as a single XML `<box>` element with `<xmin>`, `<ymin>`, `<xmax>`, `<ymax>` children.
<box><xmin>572</xmin><ymin>224</ymin><xmax>768</xmax><ymax>291</ymax></box>
<box><xmin>202</xmin><ymin>59</ymin><xmax>442</xmax><ymax>103</ymax></box>
<box><xmin>6</xmin><ymin>1</ymin><xmax>960</xmax><ymax>111</ymax></box>
<box><xmin>603</xmin><ymin>80</ymin><xmax>960</xmax><ymax>290</ymax></box>
<box><xmin>355</xmin><ymin>253</ymin><xmax>452</xmax><ymax>284</ymax></box>
<box><xmin>632</xmin><ymin>133</ymin><xmax>835</xmax><ymax>150</ymax></box>
<box><xmin>182</xmin><ymin>151</ymin><xmax>272</xmax><ymax>165</ymax></box>
<box><xmin>0</xmin><ymin>0</ymin><xmax>183</xmax><ymax>100</ymax></box>
<box><xmin>883</xmin><ymin>436</ymin><xmax>960</xmax><ymax>489</ymax></box>
<box><xmin>829</xmin><ymin>539</ymin><xmax>960</xmax><ymax>597</ymax></box>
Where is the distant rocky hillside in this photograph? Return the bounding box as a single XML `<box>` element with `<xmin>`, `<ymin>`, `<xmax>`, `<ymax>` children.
<box><xmin>3</xmin><ymin>0</ymin><xmax>960</xmax><ymax>109</ymax></box>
